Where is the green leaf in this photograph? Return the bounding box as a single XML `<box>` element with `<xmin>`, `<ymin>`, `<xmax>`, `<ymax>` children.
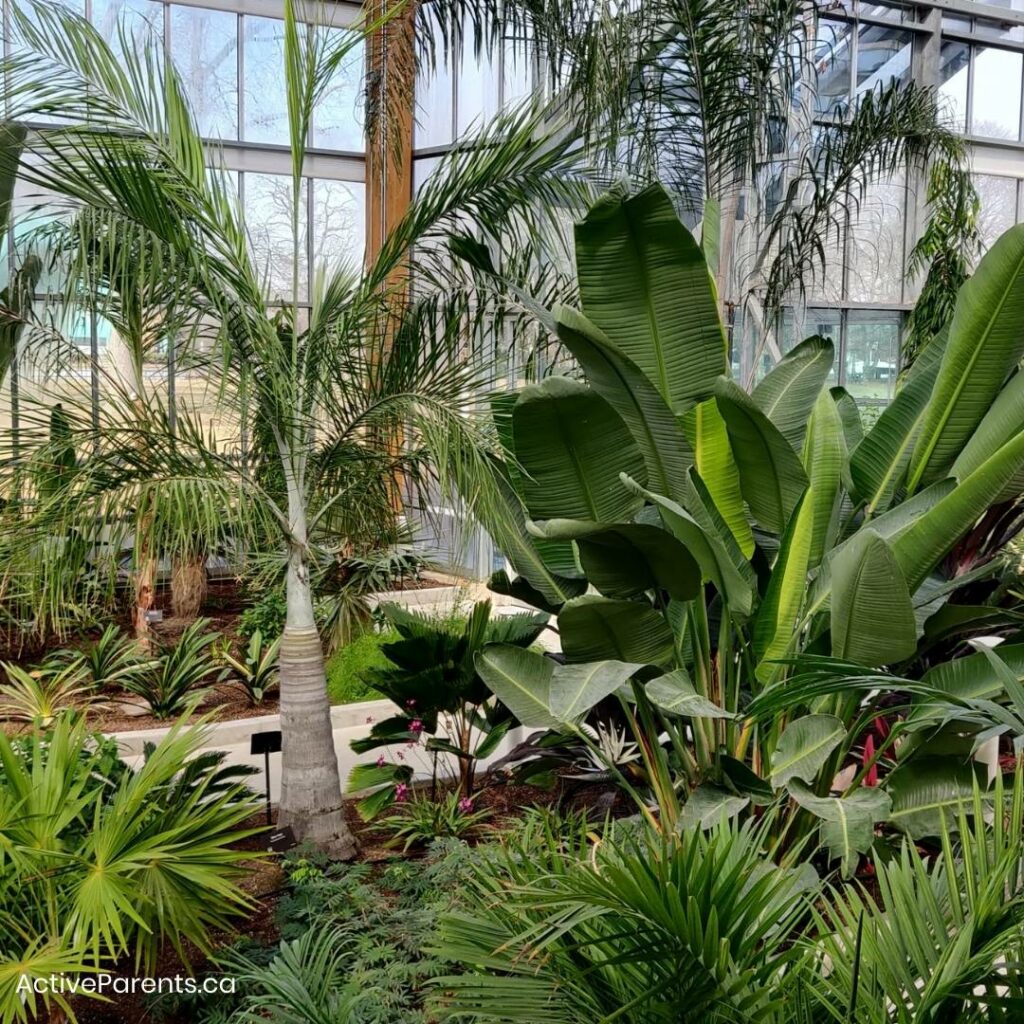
<box><xmin>713</xmin><ymin>376</ymin><xmax>808</xmax><ymax>534</ymax></box>
<box><xmin>769</xmin><ymin>715</ymin><xmax>845</xmax><ymax>788</ymax></box>
<box><xmin>951</xmin><ymin>367</ymin><xmax>1024</xmax><ymax>503</ymax></box>
<box><xmin>922</xmin><ymin>641</ymin><xmax>1024</xmax><ymax>703</ymax></box>
<box><xmin>751</xmin><ymin>335</ymin><xmax>834</xmax><ymax>451</ymax></box>
<box><xmin>831</xmin><ymin>530</ymin><xmax>917</xmax><ymax>666</ymax></box>
<box><xmin>559</xmin><ymin>595</ymin><xmax>675</xmax><ymax>666</ymax></box>
<box><xmin>645</xmin><ymin>669</ymin><xmax>734</xmax><ymax>718</ymax></box>
<box><xmin>830</xmin><ymin>386</ymin><xmax>863</xmax><ymax>451</ymax></box>
<box><xmin>555</xmin><ymin>305</ymin><xmax>692</xmax><ymax>500</ymax></box>
<box><xmin>788</xmin><ymin>781</ymin><xmax>890</xmax><ymax>876</ymax></box>
<box><xmin>512</xmin><ymin>376</ymin><xmax>646</xmax><ymax>522</ymax></box>
<box><xmin>801</xmin><ymin>388</ymin><xmax>845</xmax><ymax>567</ymax></box>
<box><xmin>529</xmin><ymin>519</ymin><xmax>701</xmax><ymax>601</ymax></box>
<box><xmin>909</xmin><ymin>224</ymin><xmax>1024</xmax><ymax>489</ymax></box>
<box><xmin>681</xmin><ymin>398</ymin><xmax>754</xmax><ymax>556</ymax></box>
<box><xmin>885</xmin><ymin>758</ymin><xmax>988</xmax><ymax>839</ymax></box>
<box><xmin>474</xmin><ymin>646</ymin><xmax>559</xmax><ymax>730</ymax></box>
<box><xmin>850</xmin><ymin>328</ymin><xmax>947</xmax><ymax>513</ymax></box>
<box><xmin>574</xmin><ymin>183</ymin><xmax>727</xmax><ymax>412</ymax></box>
<box><xmin>678</xmin><ymin>784</ymin><xmax>748</xmax><ymax>831</ymax></box>
<box><xmin>549</xmin><ymin>660</ymin><xmax>643</xmax><ymax>721</ymax></box>
<box><xmin>625</xmin><ymin>476</ymin><xmax>755</xmax><ymax>618</ymax></box>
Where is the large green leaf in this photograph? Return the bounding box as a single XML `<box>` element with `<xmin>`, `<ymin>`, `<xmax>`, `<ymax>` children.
<box><xmin>574</xmin><ymin>183</ymin><xmax>727</xmax><ymax>412</ymax></box>
<box><xmin>951</xmin><ymin>367</ymin><xmax>1024</xmax><ymax>503</ymax></box>
<box><xmin>830</xmin><ymin>386</ymin><xmax>863</xmax><ymax>452</ymax></box>
<box><xmin>769</xmin><ymin>715</ymin><xmax>845</xmax><ymax>788</ymax></box>
<box><xmin>528</xmin><ymin>519</ymin><xmax>701</xmax><ymax>601</ymax></box>
<box><xmin>645</xmin><ymin>669</ymin><xmax>733</xmax><ymax>718</ymax></box>
<box><xmin>626</xmin><ymin>475</ymin><xmax>755</xmax><ymax>617</ymax></box>
<box><xmin>751</xmin><ymin>335</ymin><xmax>834</xmax><ymax>451</ymax></box>
<box><xmin>512</xmin><ymin>376</ymin><xmax>645</xmax><ymax>522</ymax></box>
<box><xmin>908</xmin><ymin>224</ymin><xmax>1024</xmax><ymax>489</ymax></box>
<box><xmin>475</xmin><ymin>646</ymin><xmax>559</xmax><ymax>730</ymax></box>
<box><xmin>678</xmin><ymin>784</ymin><xmax>748</xmax><ymax>830</ymax></box>
<box><xmin>714</xmin><ymin>377</ymin><xmax>808</xmax><ymax>534</ymax></box>
<box><xmin>681</xmin><ymin>398</ymin><xmax>754</xmax><ymax>556</ymax></box>
<box><xmin>885</xmin><ymin>758</ymin><xmax>987</xmax><ymax>839</ymax></box>
<box><xmin>921</xmin><ymin>642</ymin><xmax>1024</xmax><ymax>702</ymax></box>
<box><xmin>893</xmin><ymin>428</ymin><xmax>1024</xmax><ymax>593</ymax></box>
<box><xmin>559</xmin><ymin>595</ymin><xmax>675</xmax><ymax>666</ymax></box>
<box><xmin>830</xmin><ymin>530</ymin><xmax>917</xmax><ymax>666</ymax></box>
<box><xmin>801</xmin><ymin>388</ymin><xmax>845</xmax><ymax>567</ymax></box>
<box><xmin>788</xmin><ymin>781</ymin><xmax>890</xmax><ymax>876</ymax></box>
<box><xmin>850</xmin><ymin>328</ymin><xmax>947</xmax><ymax>514</ymax></box>
<box><xmin>554</xmin><ymin>305</ymin><xmax>691</xmax><ymax>500</ymax></box>
<box><xmin>549</xmin><ymin>660</ymin><xmax>642</xmax><ymax>722</ymax></box>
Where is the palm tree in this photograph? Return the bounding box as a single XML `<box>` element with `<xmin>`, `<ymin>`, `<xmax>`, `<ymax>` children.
<box><xmin>0</xmin><ymin>0</ymin><xmax>586</xmax><ymax>852</ymax></box>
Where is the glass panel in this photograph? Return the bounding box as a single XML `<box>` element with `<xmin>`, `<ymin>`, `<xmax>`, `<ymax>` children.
<box><xmin>809</xmin><ymin>223</ymin><xmax>845</xmax><ymax>304</ymax></box>
<box><xmin>844</xmin><ymin>312</ymin><xmax>900</xmax><ymax>407</ymax></box>
<box><xmin>859</xmin><ymin>3</ymin><xmax>908</xmax><ymax>22</ymax></box>
<box><xmin>815</xmin><ymin>20</ymin><xmax>854</xmax><ymax>114</ymax></box>
<box><xmin>855</xmin><ymin>24</ymin><xmax>912</xmax><ymax>100</ymax></box>
<box><xmin>804</xmin><ymin>310</ymin><xmax>840</xmax><ymax>385</ymax></box>
<box><xmin>245</xmin><ymin>173</ymin><xmax>308</xmax><ymax>303</ymax></box>
<box><xmin>938</xmin><ymin>40</ymin><xmax>969</xmax><ymax>133</ymax></box>
<box><xmin>92</xmin><ymin>0</ymin><xmax>163</xmax><ymax>61</ymax></box>
<box><xmin>502</xmin><ymin>32</ymin><xmax>532</xmax><ymax>108</ymax></box>
<box><xmin>413</xmin><ymin>156</ymin><xmax>440</xmax><ymax>194</ymax></box>
<box><xmin>942</xmin><ymin>15</ymin><xmax>973</xmax><ymax>32</ymax></box>
<box><xmin>974</xmin><ymin>173</ymin><xmax>1018</xmax><ymax>261</ymax></box>
<box><xmin>985</xmin><ymin>0</ymin><xmax>1024</xmax><ymax>12</ymax></box>
<box><xmin>13</xmin><ymin>0</ymin><xmax>86</xmax><ymax>125</ymax></box>
<box><xmin>311</xmin><ymin>179</ymin><xmax>365</xmax><ymax>273</ymax></box>
<box><xmin>170</xmin><ymin>5</ymin><xmax>238</xmax><ymax>140</ymax></box>
<box><xmin>456</xmin><ymin>32</ymin><xmax>499</xmax><ymax>135</ymax></box>
<box><xmin>971</xmin><ymin>47</ymin><xmax>1023</xmax><ymax>140</ymax></box>
<box><xmin>973</xmin><ymin>16</ymin><xmax>1024</xmax><ymax>43</ymax></box>
<box><xmin>312</xmin><ymin>32</ymin><xmax>364</xmax><ymax>151</ymax></box>
<box><xmin>846</xmin><ymin>172</ymin><xmax>906</xmax><ymax>303</ymax></box>
<box><xmin>243</xmin><ymin>16</ymin><xmax>288</xmax><ymax>145</ymax></box>
<box><xmin>415</xmin><ymin>62</ymin><xmax>454</xmax><ymax>148</ymax></box>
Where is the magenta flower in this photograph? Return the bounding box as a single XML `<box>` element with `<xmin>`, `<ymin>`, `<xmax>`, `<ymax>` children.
<box><xmin>405</xmin><ymin>699</ymin><xmax>417</xmax><ymax>709</ymax></box>
<box><xmin>458</xmin><ymin>797</ymin><xmax>474</xmax><ymax>814</ymax></box>
<box><xmin>376</xmin><ymin>755</ymin><xmax>385</xmax><ymax>768</ymax></box>
<box><xmin>395</xmin><ymin>783</ymin><xmax>409</xmax><ymax>802</ymax></box>
<box><xmin>409</xmin><ymin>718</ymin><xmax>423</xmax><ymax>733</ymax></box>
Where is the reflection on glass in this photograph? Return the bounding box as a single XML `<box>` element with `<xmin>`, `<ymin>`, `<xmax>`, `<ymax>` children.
<box><xmin>243</xmin><ymin>16</ymin><xmax>288</xmax><ymax>144</ymax></box>
<box><xmin>973</xmin><ymin>16</ymin><xmax>1024</xmax><ymax>43</ymax></box>
<box><xmin>92</xmin><ymin>0</ymin><xmax>162</xmax><ymax>60</ymax></box>
<box><xmin>971</xmin><ymin>47</ymin><xmax>1023</xmax><ymax>140</ymax></box>
<box><xmin>809</xmin><ymin>222</ymin><xmax>845</xmax><ymax>304</ymax></box>
<box><xmin>171</xmin><ymin>5</ymin><xmax>238</xmax><ymax>139</ymax></box>
<box><xmin>456</xmin><ymin>32</ymin><xmax>498</xmax><ymax>135</ymax></box>
<box><xmin>844</xmin><ymin>312</ymin><xmax>900</xmax><ymax>405</ymax></box>
<box><xmin>974</xmin><ymin>173</ymin><xmax>1018</xmax><ymax>261</ymax></box>
<box><xmin>814</xmin><ymin>20</ymin><xmax>854</xmax><ymax>114</ymax></box>
<box><xmin>855</xmin><ymin>24</ymin><xmax>911</xmax><ymax>99</ymax></box>
<box><xmin>938</xmin><ymin>41</ymin><xmax>969</xmax><ymax>132</ymax></box>
<box><xmin>245</xmin><ymin>173</ymin><xmax>307</xmax><ymax>303</ymax></box>
<box><xmin>312</xmin><ymin>31</ymin><xmax>364</xmax><ymax>151</ymax></box>
<box><xmin>415</xmin><ymin>62</ymin><xmax>454</xmax><ymax>148</ymax></box>
<box><xmin>311</xmin><ymin>179</ymin><xmax>365</xmax><ymax>273</ymax></box>
<box><xmin>847</xmin><ymin>172</ymin><xmax>906</xmax><ymax>303</ymax></box>
<box><xmin>805</xmin><ymin>310</ymin><xmax>840</xmax><ymax>384</ymax></box>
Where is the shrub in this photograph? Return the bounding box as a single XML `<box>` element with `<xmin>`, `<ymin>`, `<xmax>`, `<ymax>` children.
<box><xmin>219</xmin><ymin>628</ymin><xmax>280</xmax><ymax>705</ymax></box>
<box><xmin>375</xmin><ymin>791</ymin><xmax>492</xmax><ymax>851</ymax></box>
<box><xmin>238</xmin><ymin>590</ymin><xmax>287</xmax><ymax>642</ymax></box>
<box><xmin>45</xmin><ymin>623</ymin><xmax>157</xmax><ymax>691</ymax></box>
<box><xmin>325</xmin><ymin>629</ymin><xmax>398</xmax><ymax>705</ymax></box>
<box><xmin>0</xmin><ymin>661</ymin><xmax>98</xmax><ymax>726</ymax></box>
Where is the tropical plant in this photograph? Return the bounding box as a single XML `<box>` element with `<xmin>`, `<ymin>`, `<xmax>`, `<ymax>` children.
<box><xmin>471</xmin><ymin>181</ymin><xmax>1024</xmax><ymax>871</ymax></box>
<box><xmin>219</xmin><ymin>628</ymin><xmax>281</xmax><ymax>706</ymax></box>
<box><xmin>0</xmin><ymin>660</ymin><xmax>97</xmax><ymax>726</ymax></box>
<box><xmin>238</xmin><ymin>590</ymin><xmax>287</xmax><ymax>643</ymax></box>
<box><xmin>45</xmin><ymin>622</ymin><xmax>157</xmax><ymax>690</ymax></box>
<box><xmin>348</xmin><ymin>599</ymin><xmax>548</xmax><ymax>815</ymax></box>
<box><xmin>0</xmin><ymin>0</ymin><xmax>586</xmax><ymax>852</ymax></box>
<box><xmin>376</xmin><ymin>790</ymin><xmax>492</xmax><ymax>851</ymax></box>
<box><xmin>0</xmin><ymin>715</ymin><xmax>261</xmax><ymax>1024</ymax></box>
<box><xmin>121</xmin><ymin>618</ymin><xmax>221</xmax><ymax>719</ymax></box>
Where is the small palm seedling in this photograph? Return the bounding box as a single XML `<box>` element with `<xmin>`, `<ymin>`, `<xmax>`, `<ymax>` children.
<box><xmin>219</xmin><ymin>629</ymin><xmax>281</xmax><ymax>706</ymax></box>
<box><xmin>0</xmin><ymin>661</ymin><xmax>98</xmax><ymax>726</ymax></box>
<box><xmin>122</xmin><ymin>618</ymin><xmax>221</xmax><ymax>720</ymax></box>
<box><xmin>46</xmin><ymin>623</ymin><xmax>157</xmax><ymax>691</ymax></box>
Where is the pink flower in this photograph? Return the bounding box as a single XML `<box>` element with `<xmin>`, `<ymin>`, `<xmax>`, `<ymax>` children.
<box><xmin>405</xmin><ymin>699</ymin><xmax>417</xmax><ymax>709</ymax></box>
<box><xmin>458</xmin><ymin>797</ymin><xmax>474</xmax><ymax>814</ymax></box>
<box><xmin>395</xmin><ymin>783</ymin><xmax>409</xmax><ymax>803</ymax></box>
<box><xmin>365</xmin><ymin>716</ymin><xmax>374</xmax><ymax>724</ymax></box>
<box><xmin>409</xmin><ymin>718</ymin><xmax>423</xmax><ymax>733</ymax></box>
<box><xmin>376</xmin><ymin>755</ymin><xmax>385</xmax><ymax>768</ymax></box>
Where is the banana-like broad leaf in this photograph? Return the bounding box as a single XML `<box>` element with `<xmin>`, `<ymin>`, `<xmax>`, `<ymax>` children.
<box><xmin>908</xmin><ymin>223</ymin><xmax>1024</xmax><ymax>490</ymax></box>
<box><xmin>559</xmin><ymin>594</ymin><xmax>675</xmax><ymax>666</ymax></box>
<box><xmin>751</xmin><ymin>335</ymin><xmax>834</xmax><ymax>451</ymax></box>
<box><xmin>801</xmin><ymin>388</ymin><xmax>845</xmax><ymax>567</ymax></box>
<box><xmin>549</xmin><ymin>660</ymin><xmax>643</xmax><ymax>721</ymax></box>
<box><xmin>769</xmin><ymin>714</ymin><xmax>845</xmax><ymax>788</ymax></box>
<box><xmin>555</xmin><ymin>305</ymin><xmax>692</xmax><ymax>500</ymax></box>
<box><xmin>830</xmin><ymin>385</ymin><xmax>863</xmax><ymax>452</ymax></box>
<box><xmin>513</xmin><ymin>376</ymin><xmax>645</xmax><ymax>522</ymax></box>
<box><xmin>474</xmin><ymin>646</ymin><xmax>559</xmax><ymax>730</ymax></box>
<box><xmin>951</xmin><ymin>367</ymin><xmax>1024</xmax><ymax>503</ymax></box>
<box><xmin>893</xmin><ymin>428</ymin><xmax>1024</xmax><ymax>593</ymax></box>
<box><xmin>645</xmin><ymin>669</ymin><xmax>733</xmax><ymax>718</ymax></box>
<box><xmin>574</xmin><ymin>183</ymin><xmax>727</xmax><ymax>412</ymax></box>
<box><xmin>714</xmin><ymin>376</ymin><xmax>808</xmax><ymax>534</ymax></box>
<box><xmin>625</xmin><ymin>474</ymin><xmax>755</xmax><ymax>617</ymax></box>
<box><xmin>678</xmin><ymin>784</ymin><xmax>749</xmax><ymax>831</ymax></box>
<box><xmin>885</xmin><ymin>758</ymin><xmax>988</xmax><ymax>839</ymax></box>
<box><xmin>529</xmin><ymin>519</ymin><xmax>701</xmax><ymax>601</ymax></box>
<box><xmin>681</xmin><ymin>398</ymin><xmax>754</xmax><ymax>556</ymax></box>
<box><xmin>788</xmin><ymin>780</ymin><xmax>891</xmax><ymax>877</ymax></box>
<box><xmin>921</xmin><ymin>641</ymin><xmax>1024</xmax><ymax>702</ymax></box>
<box><xmin>830</xmin><ymin>530</ymin><xmax>917</xmax><ymax>666</ymax></box>
<box><xmin>850</xmin><ymin>327</ymin><xmax>947</xmax><ymax>514</ymax></box>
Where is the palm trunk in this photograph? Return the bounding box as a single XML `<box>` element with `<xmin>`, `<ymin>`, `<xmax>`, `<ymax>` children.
<box><xmin>276</xmin><ymin>541</ymin><xmax>357</xmax><ymax>859</ymax></box>
<box><xmin>133</xmin><ymin>551</ymin><xmax>156</xmax><ymax>649</ymax></box>
<box><xmin>171</xmin><ymin>549</ymin><xmax>207</xmax><ymax>619</ymax></box>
